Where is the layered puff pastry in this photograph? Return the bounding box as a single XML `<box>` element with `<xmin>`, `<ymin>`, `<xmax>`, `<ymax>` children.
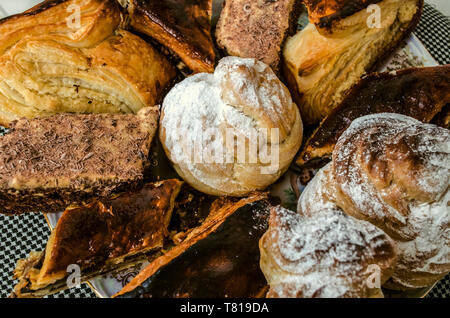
<box><xmin>298</xmin><ymin>114</ymin><xmax>450</xmax><ymax>290</ymax></box>
<box><xmin>296</xmin><ymin>65</ymin><xmax>450</xmax><ymax>167</ymax></box>
<box><xmin>159</xmin><ymin>56</ymin><xmax>303</xmax><ymax>197</ymax></box>
<box><xmin>0</xmin><ymin>107</ymin><xmax>159</xmax><ymax>215</ymax></box>
<box><xmin>122</xmin><ymin>0</ymin><xmax>216</xmax><ymax>73</ymax></box>
<box><xmin>0</xmin><ymin>0</ymin><xmax>176</xmax><ymax>127</ymax></box>
<box><xmin>12</xmin><ymin>179</ymin><xmax>183</xmax><ymax>298</ymax></box>
<box><xmin>283</xmin><ymin>0</ymin><xmax>424</xmax><ymax>125</ymax></box>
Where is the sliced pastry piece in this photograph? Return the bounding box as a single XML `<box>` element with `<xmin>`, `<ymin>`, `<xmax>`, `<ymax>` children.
<box><xmin>0</xmin><ymin>0</ymin><xmax>176</xmax><ymax>126</ymax></box>
<box><xmin>114</xmin><ymin>192</ymin><xmax>272</xmax><ymax>298</ymax></box>
<box><xmin>12</xmin><ymin>179</ymin><xmax>183</xmax><ymax>298</ymax></box>
<box><xmin>215</xmin><ymin>0</ymin><xmax>301</xmax><ymax>70</ymax></box>
<box><xmin>123</xmin><ymin>0</ymin><xmax>216</xmax><ymax>73</ymax></box>
<box><xmin>283</xmin><ymin>0</ymin><xmax>424</xmax><ymax>124</ymax></box>
<box><xmin>0</xmin><ymin>107</ymin><xmax>159</xmax><ymax>215</ymax></box>
<box><xmin>259</xmin><ymin>206</ymin><xmax>397</xmax><ymax>298</ymax></box>
<box><xmin>296</xmin><ymin>65</ymin><xmax>450</xmax><ymax>167</ymax></box>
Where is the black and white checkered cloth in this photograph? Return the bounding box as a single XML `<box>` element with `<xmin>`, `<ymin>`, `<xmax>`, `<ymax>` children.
<box><xmin>0</xmin><ymin>3</ymin><xmax>449</xmax><ymax>298</ymax></box>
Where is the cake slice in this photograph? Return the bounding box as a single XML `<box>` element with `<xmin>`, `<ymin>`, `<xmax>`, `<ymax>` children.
<box><xmin>12</xmin><ymin>179</ymin><xmax>183</xmax><ymax>298</ymax></box>
<box><xmin>216</xmin><ymin>0</ymin><xmax>301</xmax><ymax>70</ymax></box>
<box><xmin>296</xmin><ymin>65</ymin><xmax>450</xmax><ymax>167</ymax></box>
<box><xmin>0</xmin><ymin>107</ymin><xmax>159</xmax><ymax>215</ymax></box>
<box><xmin>122</xmin><ymin>0</ymin><xmax>216</xmax><ymax>73</ymax></box>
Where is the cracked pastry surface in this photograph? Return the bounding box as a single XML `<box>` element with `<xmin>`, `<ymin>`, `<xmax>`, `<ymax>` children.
<box><xmin>0</xmin><ymin>0</ymin><xmax>176</xmax><ymax>126</ymax></box>
<box><xmin>216</xmin><ymin>0</ymin><xmax>300</xmax><ymax>70</ymax></box>
<box><xmin>159</xmin><ymin>56</ymin><xmax>303</xmax><ymax>196</ymax></box>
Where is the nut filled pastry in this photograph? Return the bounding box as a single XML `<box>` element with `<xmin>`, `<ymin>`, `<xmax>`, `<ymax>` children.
<box><xmin>160</xmin><ymin>56</ymin><xmax>303</xmax><ymax>196</ymax></box>
<box><xmin>0</xmin><ymin>107</ymin><xmax>159</xmax><ymax>215</ymax></box>
<box><xmin>260</xmin><ymin>206</ymin><xmax>397</xmax><ymax>298</ymax></box>
<box><xmin>296</xmin><ymin>65</ymin><xmax>450</xmax><ymax>167</ymax></box>
<box><xmin>12</xmin><ymin>179</ymin><xmax>183</xmax><ymax>298</ymax></box>
<box><xmin>283</xmin><ymin>0</ymin><xmax>424</xmax><ymax>124</ymax></box>
<box><xmin>298</xmin><ymin>114</ymin><xmax>450</xmax><ymax>291</ymax></box>
<box><xmin>0</xmin><ymin>0</ymin><xmax>176</xmax><ymax>126</ymax></box>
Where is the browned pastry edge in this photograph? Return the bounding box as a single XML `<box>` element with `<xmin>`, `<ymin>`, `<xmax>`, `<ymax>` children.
<box><xmin>11</xmin><ymin>179</ymin><xmax>183</xmax><ymax>298</ymax></box>
<box><xmin>126</xmin><ymin>0</ymin><xmax>216</xmax><ymax>73</ymax></box>
<box><xmin>282</xmin><ymin>0</ymin><xmax>424</xmax><ymax>127</ymax></box>
<box><xmin>215</xmin><ymin>0</ymin><xmax>303</xmax><ymax>71</ymax></box>
<box><xmin>295</xmin><ymin>64</ymin><xmax>450</xmax><ymax>167</ymax></box>
<box><xmin>113</xmin><ymin>192</ymin><xmax>269</xmax><ymax>297</ymax></box>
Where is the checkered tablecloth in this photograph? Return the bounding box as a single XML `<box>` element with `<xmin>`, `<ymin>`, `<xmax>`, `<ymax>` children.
<box><xmin>0</xmin><ymin>3</ymin><xmax>449</xmax><ymax>298</ymax></box>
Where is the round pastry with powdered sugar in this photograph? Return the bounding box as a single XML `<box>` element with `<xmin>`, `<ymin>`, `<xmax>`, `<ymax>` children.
<box><xmin>259</xmin><ymin>205</ymin><xmax>397</xmax><ymax>298</ymax></box>
<box><xmin>297</xmin><ymin>113</ymin><xmax>450</xmax><ymax>291</ymax></box>
<box><xmin>159</xmin><ymin>56</ymin><xmax>303</xmax><ymax>196</ymax></box>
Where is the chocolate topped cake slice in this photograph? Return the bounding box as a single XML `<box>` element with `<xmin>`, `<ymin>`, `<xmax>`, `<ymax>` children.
<box><xmin>0</xmin><ymin>107</ymin><xmax>159</xmax><ymax>215</ymax></box>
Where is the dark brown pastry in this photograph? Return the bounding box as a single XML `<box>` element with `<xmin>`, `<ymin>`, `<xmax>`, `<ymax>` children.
<box><xmin>114</xmin><ymin>192</ymin><xmax>272</xmax><ymax>298</ymax></box>
<box><xmin>0</xmin><ymin>107</ymin><xmax>159</xmax><ymax>214</ymax></box>
<box><xmin>123</xmin><ymin>0</ymin><xmax>216</xmax><ymax>73</ymax></box>
<box><xmin>296</xmin><ymin>65</ymin><xmax>450</xmax><ymax>167</ymax></box>
<box><xmin>11</xmin><ymin>179</ymin><xmax>183</xmax><ymax>298</ymax></box>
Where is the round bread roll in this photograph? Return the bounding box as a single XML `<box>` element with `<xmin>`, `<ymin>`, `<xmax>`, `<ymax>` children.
<box><xmin>160</xmin><ymin>56</ymin><xmax>303</xmax><ymax>196</ymax></box>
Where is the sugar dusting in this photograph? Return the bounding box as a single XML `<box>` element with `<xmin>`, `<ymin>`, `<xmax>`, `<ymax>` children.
<box><xmin>262</xmin><ymin>206</ymin><xmax>395</xmax><ymax>298</ymax></box>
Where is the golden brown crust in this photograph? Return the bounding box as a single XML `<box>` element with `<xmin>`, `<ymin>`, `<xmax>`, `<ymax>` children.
<box><xmin>303</xmin><ymin>0</ymin><xmax>383</xmax><ymax>32</ymax></box>
<box><xmin>296</xmin><ymin>65</ymin><xmax>450</xmax><ymax>167</ymax></box>
<box><xmin>12</xmin><ymin>179</ymin><xmax>183</xmax><ymax>298</ymax></box>
<box><xmin>0</xmin><ymin>0</ymin><xmax>176</xmax><ymax>126</ymax></box>
<box><xmin>114</xmin><ymin>192</ymin><xmax>269</xmax><ymax>298</ymax></box>
<box><xmin>216</xmin><ymin>0</ymin><xmax>301</xmax><ymax>70</ymax></box>
<box><xmin>260</xmin><ymin>206</ymin><xmax>397</xmax><ymax>298</ymax></box>
<box><xmin>126</xmin><ymin>0</ymin><xmax>216</xmax><ymax>73</ymax></box>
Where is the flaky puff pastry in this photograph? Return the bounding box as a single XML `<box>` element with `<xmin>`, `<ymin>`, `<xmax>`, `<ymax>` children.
<box><xmin>298</xmin><ymin>114</ymin><xmax>450</xmax><ymax>290</ymax></box>
<box><xmin>0</xmin><ymin>0</ymin><xmax>176</xmax><ymax>127</ymax></box>
<box><xmin>282</xmin><ymin>0</ymin><xmax>423</xmax><ymax>125</ymax></box>
<box><xmin>259</xmin><ymin>205</ymin><xmax>397</xmax><ymax>298</ymax></box>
